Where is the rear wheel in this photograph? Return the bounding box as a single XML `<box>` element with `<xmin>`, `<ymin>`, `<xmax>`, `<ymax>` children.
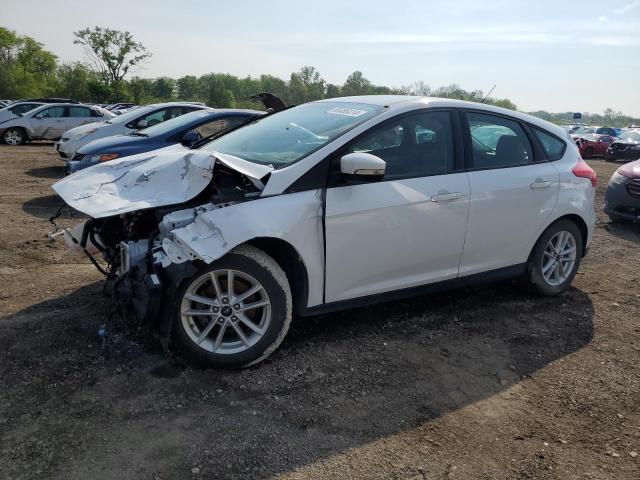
<box><xmin>172</xmin><ymin>245</ymin><xmax>292</xmax><ymax>368</ymax></box>
<box><xmin>3</xmin><ymin>128</ymin><xmax>25</xmax><ymax>146</ymax></box>
<box><xmin>525</xmin><ymin>220</ymin><xmax>583</xmax><ymax>296</ymax></box>
<box><xmin>582</xmin><ymin>147</ymin><xmax>594</xmax><ymax>159</ymax></box>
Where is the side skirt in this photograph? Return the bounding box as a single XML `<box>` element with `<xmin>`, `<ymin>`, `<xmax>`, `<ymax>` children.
<box><xmin>298</xmin><ymin>263</ymin><xmax>527</xmax><ymax>317</ymax></box>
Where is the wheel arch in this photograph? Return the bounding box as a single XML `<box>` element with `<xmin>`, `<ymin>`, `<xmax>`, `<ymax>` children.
<box><xmin>3</xmin><ymin>126</ymin><xmax>29</xmax><ymax>144</ymax></box>
<box><xmin>532</xmin><ymin>213</ymin><xmax>589</xmax><ymax>260</ymax></box>
<box><xmin>247</xmin><ymin>237</ymin><xmax>310</xmax><ymax>316</ymax></box>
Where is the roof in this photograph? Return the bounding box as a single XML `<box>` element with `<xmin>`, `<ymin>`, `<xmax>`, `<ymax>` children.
<box><xmin>316</xmin><ymin>95</ymin><xmax>565</xmax><ymax>137</ymax></box>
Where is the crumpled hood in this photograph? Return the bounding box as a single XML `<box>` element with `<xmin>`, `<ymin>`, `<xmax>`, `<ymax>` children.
<box><xmin>52</xmin><ymin>149</ymin><xmax>273</xmax><ymax>218</ymax></box>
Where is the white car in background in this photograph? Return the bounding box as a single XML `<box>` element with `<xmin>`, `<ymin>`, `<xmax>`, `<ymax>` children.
<box><xmin>53</xmin><ymin>96</ymin><xmax>597</xmax><ymax>368</ymax></box>
<box><xmin>57</xmin><ymin>102</ymin><xmax>208</xmax><ymax>161</ymax></box>
<box><xmin>0</xmin><ymin>103</ymin><xmax>114</xmax><ymax>145</ymax></box>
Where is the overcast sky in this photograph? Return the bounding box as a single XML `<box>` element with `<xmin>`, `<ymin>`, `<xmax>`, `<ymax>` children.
<box><xmin>3</xmin><ymin>0</ymin><xmax>640</xmax><ymax>115</ymax></box>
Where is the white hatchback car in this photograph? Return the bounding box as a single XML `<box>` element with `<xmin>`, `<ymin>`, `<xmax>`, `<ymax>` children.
<box><xmin>53</xmin><ymin>96</ymin><xmax>596</xmax><ymax>368</ymax></box>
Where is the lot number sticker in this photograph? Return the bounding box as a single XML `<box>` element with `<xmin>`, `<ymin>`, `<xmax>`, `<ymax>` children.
<box><xmin>326</xmin><ymin>107</ymin><xmax>368</xmax><ymax>117</ymax></box>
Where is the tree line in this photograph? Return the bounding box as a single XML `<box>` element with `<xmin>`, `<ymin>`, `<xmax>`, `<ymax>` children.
<box><xmin>1</xmin><ymin>26</ymin><xmax>638</xmax><ymax>127</ymax></box>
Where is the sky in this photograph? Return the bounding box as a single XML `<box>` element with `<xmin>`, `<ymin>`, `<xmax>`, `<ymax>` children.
<box><xmin>2</xmin><ymin>0</ymin><xmax>640</xmax><ymax>115</ymax></box>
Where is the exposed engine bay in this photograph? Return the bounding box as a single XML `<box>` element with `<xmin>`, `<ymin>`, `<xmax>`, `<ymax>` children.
<box><xmin>55</xmin><ymin>162</ymin><xmax>263</xmax><ymax>340</ymax></box>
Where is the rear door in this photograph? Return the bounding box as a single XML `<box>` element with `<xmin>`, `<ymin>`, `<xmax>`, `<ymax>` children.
<box><xmin>458</xmin><ymin>111</ymin><xmax>559</xmax><ymax>276</ymax></box>
<box><xmin>324</xmin><ymin>110</ymin><xmax>470</xmax><ymax>303</ymax></box>
<box><xmin>67</xmin><ymin>106</ymin><xmax>96</xmax><ymax>129</ymax></box>
<box><xmin>30</xmin><ymin>106</ymin><xmax>67</xmax><ymax>139</ymax></box>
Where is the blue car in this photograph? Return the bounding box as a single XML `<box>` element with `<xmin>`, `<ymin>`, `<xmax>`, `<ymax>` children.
<box><xmin>66</xmin><ymin>108</ymin><xmax>261</xmax><ymax>174</ymax></box>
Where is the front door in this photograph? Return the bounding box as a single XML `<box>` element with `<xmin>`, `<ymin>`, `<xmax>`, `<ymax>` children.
<box><xmin>324</xmin><ymin>110</ymin><xmax>470</xmax><ymax>303</ymax></box>
<box><xmin>31</xmin><ymin>106</ymin><xmax>67</xmax><ymax>139</ymax></box>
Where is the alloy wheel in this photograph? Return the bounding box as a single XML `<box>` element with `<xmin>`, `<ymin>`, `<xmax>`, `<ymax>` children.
<box><xmin>180</xmin><ymin>269</ymin><xmax>271</xmax><ymax>355</ymax></box>
<box><xmin>541</xmin><ymin>231</ymin><xmax>577</xmax><ymax>286</ymax></box>
<box><xmin>4</xmin><ymin>129</ymin><xmax>23</xmax><ymax>146</ymax></box>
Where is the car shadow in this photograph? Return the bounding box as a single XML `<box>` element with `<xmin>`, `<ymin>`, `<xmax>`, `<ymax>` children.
<box><xmin>603</xmin><ymin>220</ymin><xmax>640</xmax><ymax>244</ymax></box>
<box><xmin>24</xmin><ymin>165</ymin><xmax>65</xmax><ymax>179</ymax></box>
<box><xmin>0</xmin><ymin>279</ymin><xmax>594</xmax><ymax>478</ymax></box>
<box><xmin>24</xmin><ymin>141</ymin><xmax>56</xmax><ymax>147</ymax></box>
<box><xmin>22</xmin><ymin>194</ymin><xmax>83</xmax><ymax>220</ymax></box>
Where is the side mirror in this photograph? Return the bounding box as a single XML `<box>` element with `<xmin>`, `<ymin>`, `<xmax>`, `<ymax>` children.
<box><xmin>180</xmin><ymin>129</ymin><xmax>200</xmax><ymax>147</ymax></box>
<box><xmin>340</xmin><ymin>152</ymin><xmax>386</xmax><ymax>182</ymax></box>
<box><xmin>136</xmin><ymin>119</ymin><xmax>148</xmax><ymax>129</ymax></box>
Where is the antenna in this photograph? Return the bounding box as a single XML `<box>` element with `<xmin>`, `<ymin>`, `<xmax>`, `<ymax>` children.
<box><xmin>481</xmin><ymin>84</ymin><xmax>496</xmax><ymax>104</ymax></box>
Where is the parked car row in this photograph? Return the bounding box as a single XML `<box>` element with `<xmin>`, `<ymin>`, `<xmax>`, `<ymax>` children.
<box><xmin>568</xmin><ymin>123</ymin><xmax>640</xmax><ymax>162</ymax></box>
<box><xmin>65</xmin><ymin>107</ymin><xmax>261</xmax><ymax>173</ymax></box>
<box><xmin>57</xmin><ymin>102</ymin><xmax>213</xmax><ymax>169</ymax></box>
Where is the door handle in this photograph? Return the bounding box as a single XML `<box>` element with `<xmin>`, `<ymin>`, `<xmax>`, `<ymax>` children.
<box><xmin>431</xmin><ymin>192</ymin><xmax>463</xmax><ymax>202</ymax></box>
<box><xmin>55</xmin><ymin>120</ymin><xmax>64</xmax><ymax>123</ymax></box>
<box><xmin>530</xmin><ymin>179</ymin><xmax>552</xmax><ymax>189</ymax></box>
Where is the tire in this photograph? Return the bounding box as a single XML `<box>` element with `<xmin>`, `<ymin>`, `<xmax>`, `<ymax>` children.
<box><xmin>582</xmin><ymin>147</ymin><xmax>593</xmax><ymax>159</ymax></box>
<box><xmin>525</xmin><ymin>219</ymin><xmax>583</xmax><ymax>296</ymax></box>
<box><xmin>3</xmin><ymin>128</ymin><xmax>26</xmax><ymax>146</ymax></box>
<box><xmin>171</xmin><ymin>244</ymin><xmax>292</xmax><ymax>368</ymax></box>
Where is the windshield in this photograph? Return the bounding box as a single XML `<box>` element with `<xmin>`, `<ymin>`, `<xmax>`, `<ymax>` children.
<box><xmin>138</xmin><ymin>109</ymin><xmax>213</xmax><ymax>136</ymax></box>
<box><xmin>105</xmin><ymin>105</ymin><xmax>149</xmax><ymax>124</ymax></box>
<box><xmin>199</xmin><ymin>101</ymin><xmax>384</xmax><ymax>168</ymax></box>
<box><xmin>621</xmin><ymin>132</ymin><xmax>640</xmax><ymax>142</ymax></box>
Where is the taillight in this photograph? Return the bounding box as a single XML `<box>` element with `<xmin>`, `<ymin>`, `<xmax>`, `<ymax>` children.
<box><xmin>572</xmin><ymin>159</ymin><xmax>597</xmax><ymax>187</ymax></box>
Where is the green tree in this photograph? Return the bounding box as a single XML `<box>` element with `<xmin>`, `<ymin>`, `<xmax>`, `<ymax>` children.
<box><xmin>73</xmin><ymin>26</ymin><xmax>151</xmax><ymax>95</ymax></box>
<box><xmin>55</xmin><ymin>62</ymin><xmax>95</xmax><ymax>101</ymax></box>
<box><xmin>342</xmin><ymin>71</ymin><xmax>373</xmax><ymax>96</ymax></box>
<box><xmin>152</xmin><ymin>77</ymin><xmax>175</xmax><ymax>100</ymax></box>
<box><xmin>0</xmin><ymin>27</ymin><xmax>57</xmax><ymax>98</ymax></box>
<box><xmin>176</xmin><ymin>75</ymin><xmax>199</xmax><ymax>101</ymax></box>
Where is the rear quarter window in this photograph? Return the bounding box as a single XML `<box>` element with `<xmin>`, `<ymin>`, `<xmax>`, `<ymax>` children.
<box><xmin>533</xmin><ymin>128</ymin><xmax>566</xmax><ymax>160</ymax></box>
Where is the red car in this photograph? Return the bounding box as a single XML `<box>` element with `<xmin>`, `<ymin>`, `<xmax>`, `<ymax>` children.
<box><xmin>576</xmin><ymin>134</ymin><xmax>615</xmax><ymax>158</ymax></box>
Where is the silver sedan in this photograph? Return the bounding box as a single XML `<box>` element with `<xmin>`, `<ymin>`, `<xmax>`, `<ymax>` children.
<box><xmin>0</xmin><ymin>103</ymin><xmax>114</xmax><ymax>145</ymax></box>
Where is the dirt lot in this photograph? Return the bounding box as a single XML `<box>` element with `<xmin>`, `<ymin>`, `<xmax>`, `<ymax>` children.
<box><xmin>0</xmin><ymin>144</ymin><xmax>639</xmax><ymax>480</ymax></box>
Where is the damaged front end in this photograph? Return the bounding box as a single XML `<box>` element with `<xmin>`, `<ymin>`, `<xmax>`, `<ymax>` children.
<box><xmin>52</xmin><ymin>149</ymin><xmax>271</xmax><ymax>341</ymax></box>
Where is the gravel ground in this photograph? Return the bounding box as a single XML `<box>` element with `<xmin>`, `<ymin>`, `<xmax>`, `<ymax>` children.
<box><xmin>0</xmin><ymin>144</ymin><xmax>639</xmax><ymax>480</ymax></box>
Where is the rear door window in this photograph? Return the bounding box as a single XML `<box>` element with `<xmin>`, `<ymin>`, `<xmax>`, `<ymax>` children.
<box><xmin>69</xmin><ymin>106</ymin><xmax>93</xmax><ymax>118</ymax></box>
<box><xmin>466</xmin><ymin>112</ymin><xmax>532</xmax><ymax>168</ymax></box>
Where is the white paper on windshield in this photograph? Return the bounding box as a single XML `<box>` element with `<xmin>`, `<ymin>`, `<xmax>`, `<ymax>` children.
<box><xmin>326</xmin><ymin>107</ymin><xmax>368</xmax><ymax>117</ymax></box>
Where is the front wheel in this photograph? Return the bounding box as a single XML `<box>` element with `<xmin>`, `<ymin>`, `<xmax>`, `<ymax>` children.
<box><xmin>525</xmin><ymin>220</ymin><xmax>583</xmax><ymax>296</ymax></box>
<box><xmin>172</xmin><ymin>245</ymin><xmax>292</xmax><ymax>368</ymax></box>
<box><xmin>3</xmin><ymin>128</ymin><xmax>25</xmax><ymax>146</ymax></box>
